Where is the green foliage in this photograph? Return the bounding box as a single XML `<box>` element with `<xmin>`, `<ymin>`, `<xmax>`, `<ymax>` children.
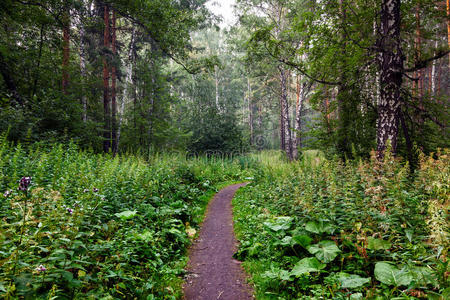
<box><xmin>291</xmin><ymin>258</ymin><xmax>326</xmax><ymax>276</ymax></box>
<box><xmin>336</xmin><ymin>273</ymin><xmax>371</xmax><ymax>289</ymax></box>
<box><xmin>233</xmin><ymin>150</ymin><xmax>449</xmax><ymax>299</ymax></box>
<box><xmin>307</xmin><ymin>241</ymin><xmax>341</xmax><ymax>264</ymax></box>
<box><xmin>374</xmin><ymin>262</ymin><xmax>413</xmax><ymax>287</ymax></box>
<box><xmin>367</xmin><ymin>237</ymin><xmax>392</xmax><ymax>251</ymax></box>
<box><xmin>0</xmin><ymin>0</ymin><xmax>216</xmax><ymax>153</ymax></box>
<box><xmin>0</xmin><ymin>141</ymin><xmax>254</xmax><ymax>299</ymax></box>
<box><xmin>264</xmin><ymin>216</ymin><xmax>293</xmax><ymax>232</ymax></box>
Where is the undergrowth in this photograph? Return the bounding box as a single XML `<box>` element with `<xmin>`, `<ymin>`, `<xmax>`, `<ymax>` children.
<box><xmin>0</xmin><ymin>138</ymin><xmax>255</xmax><ymax>299</ymax></box>
<box><xmin>233</xmin><ymin>149</ymin><xmax>449</xmax><ymax>299</ymax></box>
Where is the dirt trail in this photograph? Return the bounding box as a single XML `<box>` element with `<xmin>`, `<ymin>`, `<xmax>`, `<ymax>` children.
<box><xmin>183</xmin><ymin>183</ymin><xmax>254</xmax><ymax>300</ymax></box>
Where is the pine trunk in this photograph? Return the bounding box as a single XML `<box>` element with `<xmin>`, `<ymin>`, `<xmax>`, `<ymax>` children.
<box><xmin>376</xmin><ymin>0</ymin><xmax>403</xmax><ymax>158</ymax></box>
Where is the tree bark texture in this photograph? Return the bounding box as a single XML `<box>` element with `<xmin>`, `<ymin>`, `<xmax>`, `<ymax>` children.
<box><xmin>293</xmin><ymin>75</ymin><xmax>302</xmax><ymax>160</ymax></box>
<box><xmin>117</xmin><ymin>26</ymin><xmax>136</xmax><ymax>150</ymax></box>
<box><xmin>376</xmin><ymin>0</ymin><xmax>404</xmax><ymax>158</ymax></box>
<box><xmin>280</xmin><ymin>67</ymin><xmax>293</xmax><ymax>160</ymax></box>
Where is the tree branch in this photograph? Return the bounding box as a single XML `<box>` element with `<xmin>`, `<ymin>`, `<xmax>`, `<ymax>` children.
<box><xmin>111</xmin><ymin>5</ymin><xmax>200</xmax><ymax>74</ymax></box>
<box><xmin>404</xmin><ymin>49</ymin><xmax>450</xmax><ymax>72</ymax></box>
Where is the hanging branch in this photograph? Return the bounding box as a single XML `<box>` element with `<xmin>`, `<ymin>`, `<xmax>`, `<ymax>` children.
<box><xmin>404</xmin><ymin>49</ymin><xmax>450</xmax><ymax>72</ymax></box>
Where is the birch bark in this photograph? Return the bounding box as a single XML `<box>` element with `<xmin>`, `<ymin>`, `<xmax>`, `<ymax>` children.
<box><xmin>376</xmin><ymin>0</ymin><xmax>404</xmax><ymax>157</ymax></box>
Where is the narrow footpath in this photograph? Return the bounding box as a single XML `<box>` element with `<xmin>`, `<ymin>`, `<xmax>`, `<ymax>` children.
<box><xmin>183</xmin><ymin>183</ymin><xmax>254</xmax><ymax>300</ymax></box>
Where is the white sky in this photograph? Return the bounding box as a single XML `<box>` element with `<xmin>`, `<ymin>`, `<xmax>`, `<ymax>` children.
<box><xmin>205</xmin><ymin>0</ymin><xmax>237</xmax><ymax>28</ymax></box>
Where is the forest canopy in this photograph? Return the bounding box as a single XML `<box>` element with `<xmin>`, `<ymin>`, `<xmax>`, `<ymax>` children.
<box><xmin>0</xmin><ymin>0</ymin><xmax>448</xmax><ymax>158</ymax></box>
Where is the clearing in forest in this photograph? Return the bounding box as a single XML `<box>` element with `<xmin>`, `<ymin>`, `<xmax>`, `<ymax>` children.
<box><xmin>183</xmin><ymin>183</ymin><xmax>254</xmax><ymax>300</ymax></box>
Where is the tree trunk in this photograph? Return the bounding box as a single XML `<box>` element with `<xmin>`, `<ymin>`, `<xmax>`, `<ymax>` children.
<box><xmin>280</xmin><ymin>67</ymin><xmax>293</xmax><ymax>160</ymax></box>
<box><xmin>293</xmin><ymin>74</ymin><xmax>303</xmax><ymax>160</ymax></box>
<box><xmin>376</xmin><ymin>0</ymin><xmax>403</xmax><ymax>158</ymax></box>
<box><xmin>117</xmin><ymin>26</ymin><xmax>136</xmax><ymax>150</ymax></box>
<box><xmin>62</xmin><ymin>9</ymin><xmax>70</xmax><ymax>94</ymax></box>
<box><xmin>32</xmin><ymin>24</ymin><xmax>44</xmax><ymax>99</ymax></box>
<box><xmin>103</xmin><ymin>5</ymin><xmax>111</xmax><ymax>153</ymax></box>
<box><xmin>415</xmin><ymin>5</ymin><xmax>423</xmax><ymax>100</ymax></box>
<box><xmin>280</xmin><ymin>90</ymin><xmax>285</xmax><ymax>151</ymax></box>
<box><xmin>431</xmin><ymin>40</ymin><xmax>438</xmax><ymax>96</ymax></box>
<box><xmin>79</xmin><ymin>10</ymin><xmax>87</xmax><ymax>123</ymax></box>
<box><xmin>257</xmin><ymin>103</ymin><xmax>262</xmax><ymax>131</ymax></box>
<box><xmin>215</xmin><ymin>65</ymin><xmax>220</xmax><ymax>111</ymax></box>
<box><xmin>148</xmin><ymin>42</ymin><xmax>156</xmax><ymax>152</ymax></box>
<box><xmin>248</xmin><ymin>77</ymin><xmax>253</xmax><ymax>145</ymax></box>
<box><xmin>447</xmin><ymin>0</ymin><xmax>450</xmax><ymax>69</ymax></box>
<box><xmin>336</xmin><ymin>0</ymin><xmax>349</xmax><ymax>155</ymax></box>
<box><xmin>111</xmin><ymin>9</ymin><xmax>117</xmax><ymax>154</ymax></box>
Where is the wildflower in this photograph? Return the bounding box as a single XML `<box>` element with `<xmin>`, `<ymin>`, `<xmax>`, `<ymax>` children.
<box><xmin>18</xmin><ymin>177</ymin><xmax>32</xmax><ymax>191</ymax></box>
<box><xmin>3</xmin><ymin>190</ymin><xmax>11</xmax><ymax>198</ymax></box>
<box><xmin>67</xmin><ymin>208</ymin><xmax>73</xmax><ymax>214</ymax></box>
<box><xmin>93</xmin><ymin>188</ymin><xmax>99</xmax><ymax>193</ymax></box>
<box><xmin>35</xmin><ymin>265</ymin><xmax>46</xmax><ymax>272</ymax></box>
<box><xmin>83</xmin><ymin>189</ymin><xmax>89</xmax><ymax>193</ymax></box>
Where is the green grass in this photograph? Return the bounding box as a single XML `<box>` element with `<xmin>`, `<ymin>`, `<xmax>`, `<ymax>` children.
<box><xmin>0</xmin><ymin>139</ymin><xmax>256</xmax><ymax>299</ymax></box>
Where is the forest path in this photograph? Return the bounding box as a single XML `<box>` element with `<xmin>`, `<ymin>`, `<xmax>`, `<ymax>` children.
<box><xmin>183</xmin><ymin>183</ymin><xmax>254</xmax><ymax>300</ymax></box>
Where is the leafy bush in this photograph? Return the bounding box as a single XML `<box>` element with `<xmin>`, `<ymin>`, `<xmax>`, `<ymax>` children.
<box><xmin>233</xmin><ymin>150</ymin><xmax>449</xmax><ymax>299</ymax></box>
<box><xmin>0</xmin><ymin>139</ymin><xmax>254</xmax><ymax>299</ymax></box>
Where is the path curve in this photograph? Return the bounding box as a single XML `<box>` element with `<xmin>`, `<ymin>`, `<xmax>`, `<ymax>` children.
<box><xmin>183</xmin><ymin>183</ymin><xmax>254</xmax><ymax>300</ymax></box>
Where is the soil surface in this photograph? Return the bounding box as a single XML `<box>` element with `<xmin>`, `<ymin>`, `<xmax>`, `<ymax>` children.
<box><xmin>183</xmin><ymin>183</ymin><xmax>254</xmax><ymax>300</ymax></box>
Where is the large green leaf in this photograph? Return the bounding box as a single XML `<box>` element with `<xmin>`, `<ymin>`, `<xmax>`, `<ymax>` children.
<box><xmin>263</xmin><ymin>216</ymin><xmax>293</xmax><ymax>232</ymax></box>
<box><xmin>367</xmin><ymin>237</ymin><xmax>391</xmax><ymax>250</ymax></box>
<box><xmin>374</xmin><ymin>262</ymin><xmax>413</xmax><ymax>286</ymax></box>
<box><xmin>290</xmin><ymin>257</ymin><xmax>326</xmax><ymax>276</ymax></box>
<box><xmin>305</xmin><ymin>220</ymin><xmax>333</xmax><ymax>234</ymax></box>
<box><xmin>115</xmin><ymin>210</ymin><xmax>138</xmax><ymax>220</ymax></box>
<box><xmin>349</xmin><ymin>293</ymin><xmax>363</xmax><ymax>300</ymax></box>
<box><xmin>337</xmin><ymin>273</ymin><xmax>371</xmax><ymax>289</ymax></box>
<box><xmin>307</xmin><ymin>240</ymin><xmax>341</xmax><ymax>263</ymax></box>
<box><xmin>292</xmin><ymin>235</ymin><xmax>313</xmax><ymax>248</ymax></box>
<box><xmin>262</xmin><ymin>268</ymin><xmax>293</xmax><ymax>281</ymax></box>
<box><xmin>408</xmin><ymin>266</ymin><xmax>436</xmax><ymax>287</ymax></box>
<box><xmin>276</xmin><ymin>236</ymin><xmax>293</xmax><ymax>246</ymax></box>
